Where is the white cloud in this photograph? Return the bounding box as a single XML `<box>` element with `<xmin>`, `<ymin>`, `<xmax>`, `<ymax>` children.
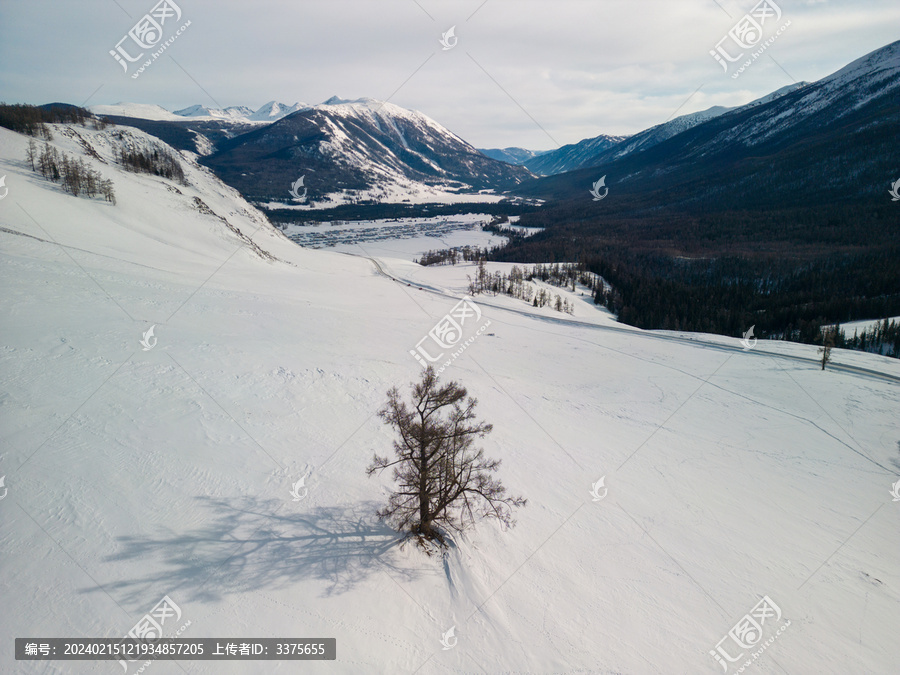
<box><xmin>0</xmin><ymin>0</ymin><xmax>897</xmax><ymax>149</ymax></box>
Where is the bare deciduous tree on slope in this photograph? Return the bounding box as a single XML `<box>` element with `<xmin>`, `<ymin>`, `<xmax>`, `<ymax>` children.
<box><xmin>367</xmin><ymin>367</ymin><xmax>526</xmax><ymax>549</ymax></box>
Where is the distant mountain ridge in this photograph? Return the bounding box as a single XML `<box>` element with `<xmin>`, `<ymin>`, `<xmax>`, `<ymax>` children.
<box><xmin>495</xmin><ymin>39</ymin><xmax>900</xmax><ymax>349</ymax></box>
<box><xmin>478</xmin><ymin>147</ymin><xmax>549</xmax><ymax>165</ymax></box>
<box><xmin>249</xmin><ymin>101</ymin><xmax>307</xmax><ymax>121</ymax></box>
<box><xmin>515</xmin><ymin>40</ymin><xmax>900</xmax><ymax>212</ymax></box>
<box><xmin>172</xmin><ymin>101</ymin><xmax>308</xmax><ymax>122</ymax></box>
<box><xmin>91</xmin><ymin>101</ymin><xmax>308</xmax><ymax>124</ymax></box>
<box><xmin>201</xmin><ymin>96</ymin><xmax>534</xmax><ymax>205</ymax></box>
<box><xmin>595</xmin><ymin>83</ymin><xmax>808</xmax><ymax>166</ymax></box>
<box><xmin>523</xmin><ymin>83</ymin><xmax>808</xmax><ymax>176</ymax></box>
<box><xmin>523</xmin><ymin>134</ymin><xmax>628</xmax><ymax>176</ymax></box>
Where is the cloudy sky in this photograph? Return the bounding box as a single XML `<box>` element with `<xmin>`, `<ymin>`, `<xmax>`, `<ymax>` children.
<box><xmin>1</xmin><ymin>0</ymin><xmax>897</xmax><ymax>150</ymax></box>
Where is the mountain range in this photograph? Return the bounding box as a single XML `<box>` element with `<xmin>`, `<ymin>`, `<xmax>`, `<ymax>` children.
<box><xmin>88</xmin><ymin>40</ymin><xmax>899</xmax><ymax>218</ymax></box>
<box><xmin>477</xmin><ymin>147</ymin><xmax>549</xmax><ymax>165</ymax></box>
<box><xmin>522</xmin><ymin>134</ymin><xmax>628</xmax><ymax>176</ymax></box>
<box><xmin>173</xmin><ymin>100</ymin><xmax>308</xmax><ymax>122</ymax></box>
<box><xmin>518</xmin><ymin>40</ymin><xmax>899</xmax><ymax>209</ymax></box>
<box><xmin>517</xmin><ymin>83</ymin><xmax>808</xmax><ymax>176</ymax></box>
<box><xmin>490</xmin><ymin>39</ymin><xmax>900</xmax><ymax>340</ymax></box>
<box><xmin>93</xmin><ymin>97</ymin><xmax>532</xmax><ymax>206</ymax></box>
<box><xmin>91</xmin><ymin>100</ymin><xmax>307</xmax><ymax>123</ymax></box>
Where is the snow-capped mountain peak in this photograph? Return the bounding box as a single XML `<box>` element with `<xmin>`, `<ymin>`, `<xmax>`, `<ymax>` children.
<box><xmin>173</xmin><ymin>104</ymin><xmax>224</xmax><ymax>118</ymax></box>
<box><xmin>819</xmin><ymin>37</ymin><xmax>900</xmax><ymax>89</ymax></box>
<box><xmin>202</xmin><ymin>95</ymin><xmax>533</xmax><ymax>205</ymax></box>
<box><xmin>323</xmin><ymin>95</ymin><xmax>355</xmax><ymax>105</ymax></box>
<box><xmin>167</xmin><ymin>101</ymin><xmax>309</xmax><ymax>123</ymax></box>
<box><xmin>249</xmin><ymin>100</ymin><xmax>308</xmax><ymax>121</ymax></box>
<box><xmin>311</xmin><ymin>97</ymin><xmax>471</xmax><ymax>147</ymax></box>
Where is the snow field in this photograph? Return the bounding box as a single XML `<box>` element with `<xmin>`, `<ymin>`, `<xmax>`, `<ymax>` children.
<box><xmin>1</xmin><ymin>124</ymin><xmax>898</xmax><ymax>674</ymax></box>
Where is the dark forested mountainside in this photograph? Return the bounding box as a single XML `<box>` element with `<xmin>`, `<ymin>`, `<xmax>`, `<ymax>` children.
<box><xmin>486</xmin><ymin>42</ymin><xmax>900</xmax><ymax>353</ymax></box>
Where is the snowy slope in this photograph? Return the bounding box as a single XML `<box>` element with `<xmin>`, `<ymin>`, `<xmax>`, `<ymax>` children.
<box><xmin>88</xmin><ymin>103</ymin><xmax>188</xmax><ymax>122</ymax></box>
<box><xmin>1</xmin><ymin>123</ymin><xmax>899</xmax><ymax>675</ymax></box>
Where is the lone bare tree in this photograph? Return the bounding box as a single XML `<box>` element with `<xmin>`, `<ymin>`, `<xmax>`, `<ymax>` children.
<box><xmin>819</xmin><ymin>326</ymin><xmax>837</xmax><ymax>370</ymax></box>
<box><xmin>367</xmin><ymin>367</ymin><xmax>526</xmax><ymax>548</ymax></box>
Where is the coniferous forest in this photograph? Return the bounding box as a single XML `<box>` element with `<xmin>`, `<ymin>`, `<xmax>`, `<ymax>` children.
<box><xmin>487</xmin><ymin>203</ymin><xmax>899</xmax><ymax>355</ymax></box>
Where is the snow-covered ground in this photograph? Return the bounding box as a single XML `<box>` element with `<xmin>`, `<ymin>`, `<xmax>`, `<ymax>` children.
<box><xmin>832</xmin><ymin>316</ymin><xmax>900</xmax><ymax>335</ymax></box>
<box><xmin>354</xmin><ymin>257</ymin><xmax>619</xmax><ymax>326</ymax></box>
<box><xmin>2</xmin><ymin>124</ymin><xmax>899</xmax><ymax>675</ymax></box>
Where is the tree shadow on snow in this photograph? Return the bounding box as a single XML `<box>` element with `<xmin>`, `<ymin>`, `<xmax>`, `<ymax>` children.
<box><xmin>90</xmin><ymin>496</ymin><xmax>409</xmax><ymax>607</ymax></box>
